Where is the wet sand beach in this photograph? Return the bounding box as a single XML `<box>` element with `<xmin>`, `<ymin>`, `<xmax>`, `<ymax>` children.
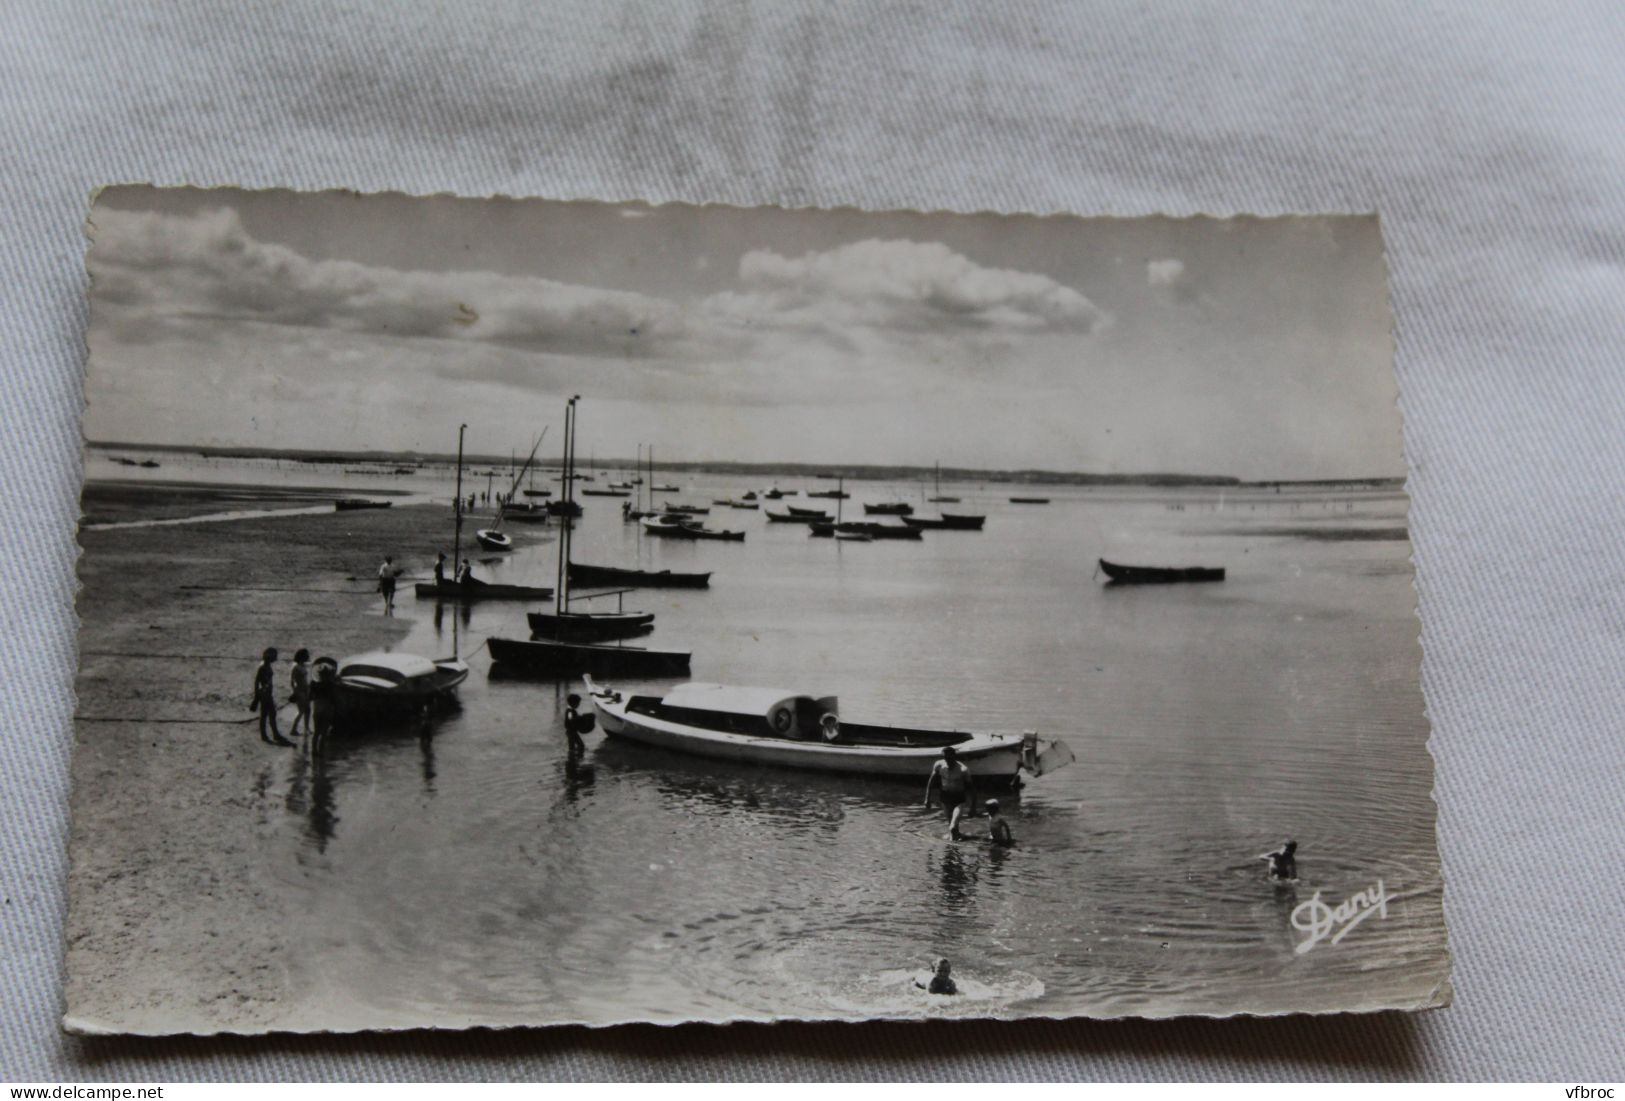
<box><xmin>67</xmin><ymin>484</ymin><xmax>453</xmax><ymax>1033</ymax></box>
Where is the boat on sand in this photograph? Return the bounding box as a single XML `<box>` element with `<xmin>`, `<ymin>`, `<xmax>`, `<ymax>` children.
<box><xmin>582</xmin><ymin>677</ymin><xmax>1075</xmax><ymax>784</ymax></box>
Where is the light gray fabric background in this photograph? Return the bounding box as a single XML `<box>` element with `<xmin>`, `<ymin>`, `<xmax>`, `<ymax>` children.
<box><xmin>3</xmin><ymin>0</ymin><xmax>1622</xmax><ymax>1082</ymax></box>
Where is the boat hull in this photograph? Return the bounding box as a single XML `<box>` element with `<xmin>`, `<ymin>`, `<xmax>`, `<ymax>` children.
<box><xmin>527</xmin><ymin>610</ymin><xmax>655</xmax><ymax>641</ymax></box>
<box><xmin>332</xmin><ymin>659</ymin><xmax>468</xmax><ymax>724</ymax></box>
<box><xmin>414</xmin><ymin>580</ymin><xmax>554</xmax><ymax>601</ymax></box>
<box><xmin>568</xmin><ymin>563</ymin><xmax>711</xmax><ymax>588</ymax></box>
<box><xmin>1099</xmin><ymin>558</ymin><xmax>1225</xmax><ymax>584</ymax></box>
<box><xmin>584</xmin><ymin>679</ymin><xmax>1034</xmax><ymax>782</ymax></box>
<box><xmin>488</xmin><ymin>636</ymin><xmax>690</xmax><ymax>676</ymax></box>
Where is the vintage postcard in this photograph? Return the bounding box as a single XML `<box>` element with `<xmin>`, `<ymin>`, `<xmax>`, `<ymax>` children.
<box><xmin>68</xmin><ymin>188</ymin><xmax>1448</xmax><ymax>1034</ymax></box>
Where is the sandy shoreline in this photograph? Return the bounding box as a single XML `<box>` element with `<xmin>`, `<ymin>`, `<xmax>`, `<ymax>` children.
<box><xmin>67</xmin><ymin>485</ymin><xmax>461</xmax><ymax>1033</ymax></box>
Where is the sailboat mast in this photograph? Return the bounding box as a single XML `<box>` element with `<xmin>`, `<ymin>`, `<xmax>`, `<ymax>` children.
<box><xmin>555</xmin><ymin>401</ymin><xmax>572</xmax><ymax>614</ymax></box>
<box><xmin>453</xmin><ymin>423</ymin><xmax>467</xmax><ymax>579</ymax></box>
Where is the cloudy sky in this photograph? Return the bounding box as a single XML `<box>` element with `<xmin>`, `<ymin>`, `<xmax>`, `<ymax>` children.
<box><xmin>86</xmin><ymin>187</ymin><xmax>1401</xmax><ymax>479</ymax></box>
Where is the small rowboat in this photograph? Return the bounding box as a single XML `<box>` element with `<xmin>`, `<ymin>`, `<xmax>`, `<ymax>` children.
<box><xmin>414</xmin><ymin>579</ymin><xmax>554</xmax><ymax>601</ymax></box>
<box><xmin>1098</xmin><ymin>558</ymin><xmax>1226</xmax><ymax>584</ymax></box>
<box><xmin>581</xmin><ymin>488</ymin><xmax>631</xmax><ymax>497</ymax></box>
<box><xmin>766</xmin><ymin>510</ymin><xmax>827</xmax><ymax>524</ymax></box>
<box><xmin>864</xmin><ymin>502</ymin><xmax>914</xmax><ymax>516</ymax></box>
<box><xmin>903</xmin><ymin>513</ymin><xmax>986</xmax><ymax>531</ymax></box>
<box><xmin>488</xmin><ymin>637</ymin><xmax>691</xmax><ymax>677</ymax></box>
<box><xmin>651</xmin><ymin>483</ymin><xmax>681</xmax><ymax>493</ymax></box>
<box><xmin>332</xmin><ymin>650</ymin><xmax>469</xmax><ymax>724</ymax></box>
<box><xmin>475</xmin><ymin>529</ymin><xmax>513</xmax><ymax>552</ymax></box>
<box><xmin>662</xmin><ymin>502</ymin><xmax>709</xmax><ymax>515</ymax></box>
<box><xmin>568</xmin><ymin>562</ymin><xmax>711</xmax><ymax>589</ymax></box>
<box><xmin>334</xmin><ymin>498</ymin><xmax>393</xmax><ymax>511</ymax></box>
<box><xmin>521</xmin><ymin>488</ymin><xmax>553</xmax><ymax>497</ymax></box>
<box><xmin>811</xmin><ymin>521</ymin><xmax>922</xmax><ymax>541</ymax></box>
<box><xmin>786</xmin><ymin>505</ymin><xmax>827</xmax><ymax>517</ymax></box>
<box><xmin>582</xmin><ymin>677</ymin><xmax>1075</xmax><ymax>784</ymax></box>
<box><xmin>728</xmin><ymin>501</ymin><xmax>760</xmax><ymax>510</ymax></box>
<box><xmin>1009</xmin><ymin>496</ymin><xmax>1050</xmax><ymax>504</ymax></box>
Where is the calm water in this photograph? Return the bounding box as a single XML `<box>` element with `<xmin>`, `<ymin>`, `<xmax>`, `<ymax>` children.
<box><xmin>110</xmin><ymin>451</ymin><xmax>1447</xmax><ymax>1025</ymax></box>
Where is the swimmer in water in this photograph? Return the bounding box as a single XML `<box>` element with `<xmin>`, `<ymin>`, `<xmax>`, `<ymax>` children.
<box><xmin>915</xmin><ymin>957</ymin><xmax>957</xmax><ymax>995</ymax></box>
<box><xmin>1262</xmin><ymin>839</ymin><xmax>1298</xmax><ymax>881</ymax></box>
<box><xmin>985</xmin><ymin>799</ymin><xmax>1013</xmax><ymax>846</ymax></box>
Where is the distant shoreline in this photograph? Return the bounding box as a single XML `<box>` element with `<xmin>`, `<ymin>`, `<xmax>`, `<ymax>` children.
<box><xmin>85</xmin><ymin>440</ymin><xmax>1404</xmax><ymax>491</ymax></box>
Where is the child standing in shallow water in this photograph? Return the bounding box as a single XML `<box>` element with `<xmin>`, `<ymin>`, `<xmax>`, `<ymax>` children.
<box><xmin>288</xmin><ymin>649</ymin><xmax>313</xmax><ymax>738</ymax></box>
<box><xmin>251</xmin><ymin>648</ymin><xmax>292</xmax><ymax>746</ymax></box>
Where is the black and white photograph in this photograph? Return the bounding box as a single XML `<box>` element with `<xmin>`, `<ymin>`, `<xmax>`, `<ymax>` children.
<box><xmin>68</xmin><ymin>186</ymin><xmax>1448</xmax><ymax>1034</ymax></box>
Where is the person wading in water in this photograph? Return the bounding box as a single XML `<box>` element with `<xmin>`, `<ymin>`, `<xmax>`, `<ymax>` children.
<box><xmin>287</xmin><ymin>649</ymin><xmax>314</xmax><ymax>739</ymax></box>
<box><xmin>924</xmin><ymin>745</ymin><xmax>974</xmax><ymax>840</ymax></box>
<box><xmin>250</xmin><ymin>648</ymin><xmax>293</xmax><ymax>746</ymax></box>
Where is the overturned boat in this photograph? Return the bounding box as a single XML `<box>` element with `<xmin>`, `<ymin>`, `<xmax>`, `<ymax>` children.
<box><xmin>582</xmin><ymin>677</ymin><xmax>1075</xmax><ymax>784</ymax></box>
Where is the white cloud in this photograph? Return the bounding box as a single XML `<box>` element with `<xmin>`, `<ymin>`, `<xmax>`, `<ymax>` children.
<box><xmin>87</xmin><ymin>208</ymin><xmax>1106</xmax><ymax>420</ymax></box>
<box><xmin>713</xmin><ymin>239</ymin><xmax>1105</xmax><ymax>336</ymax></box>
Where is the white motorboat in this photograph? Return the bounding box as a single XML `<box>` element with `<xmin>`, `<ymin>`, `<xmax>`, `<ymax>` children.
<box><xmin>581</xmin><ymin>677</ymin><xmax>1075</xmax><ymax>784</ymax></box>
<box><xmin>333</xmin><ymin>650</ymin><xmax>470</xmax><ymax>722</ymax></box>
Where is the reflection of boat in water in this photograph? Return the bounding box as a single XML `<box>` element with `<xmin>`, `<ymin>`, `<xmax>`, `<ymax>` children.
<box><xmin>333</xmin><ymin>651</ymin><xmax>469</xmax><ymax>723</ymax></box>
<box><xmin>1098</xmin><ymin>558</ymin><xmax>1225</xmax><ymax>584</ymax></box>
<box><xmin>583</xmin><ymin>677</ymin><xmax>1074</xmax><ymax>784</ymax></box>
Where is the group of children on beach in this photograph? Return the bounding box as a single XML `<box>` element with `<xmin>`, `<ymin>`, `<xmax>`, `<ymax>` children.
<box><xmin>250</xmin><ymin>647</ymin><xmax>336</xmax><ymax>748</ymax></box>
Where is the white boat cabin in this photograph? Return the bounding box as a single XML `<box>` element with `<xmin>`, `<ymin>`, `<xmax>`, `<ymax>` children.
<box><xmin>338</xmin><ymin>651</ymin><xmax>440</xmax><ymax>690</ymax></box>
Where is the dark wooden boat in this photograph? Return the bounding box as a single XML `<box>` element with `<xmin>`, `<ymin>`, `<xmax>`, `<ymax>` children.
<box><xmin>806</xmin><ymin>489</ymin><xmax>850</xmax><ymax>499</ymax></box>
<box><xmin>1098</xmin><ymin>558</ymin><xmax>1225</xmax><ymax>584</ymax></box>
<box><xmin>546</xmin><ymin>499</ymin><xmax>583</xmax><ymax>518</ymax></box>
<box><xmin>414</xmin><ymin>578</ymin><xmax>555</xmax><ymax>601</ymax></box>
<box><xmin>527</xmin><ymin>610</ymin><xmax>655</xmax><ymax>641</ymax></box>
<box><xmin>488</xmin><ymin>636</ymin><xmax>691</xmax><ymax>677</ymax></box>
<box><xmin>763</xmin><ymin>489</ymin><xmax>788</xmax><ymax>499</ymax></box>
<box><xmin>581</xmin><ymin>488</ymin><xmax>631</xmax><ymax>497</ymax></box>
<box><xmin>766</xmin><ymin>509</ymin><xmax>826</xmax><ymax>524</ymax></box>
<box><xmin>505</xmin><ymin>510</ymin><xmax>550</xmax><ymax>524</ymax></box>
<box><xmin>864</xmin><ymin>502</ymin><xmax>914</xmax><ymax>516</ymax></box>
<box><xmin>334</xmin><ymin>498</ymin><xmax>393</xmax><ymax>511</ymax></box>
<box><xmin>521</xmin><ymin>488</ymin><xmax>553</xmax><ymax>497</ymax></box>
<box><xmin>662</xmin><ymin>502</ymin><xmax>709</xmax><ymax>515</ymax></box>
<box><xmin>811</xmin><ymin>521</ymin><xmax>920</xmax><ymax>540</ymax></box>
<box><xmin>1009</xmin><ymin>496</ymin><xmax>1050</xmax><ymax>504</ymax></box>
<box><xmin>568</xmin><ymin>562</ymin><xmax>711</xmax><ymax>588</ymax></box>
<box><xmin>903</xmin><ymin>512</ymin><xmax>986</xmax><ymax>530</ymax></box>
<box><xmin>655</xmin><ymin>520</ymin><xmax>745</xmax><ymax>542</ymax></box>
<box><xmin>786</xmin><ymin>505</ymin><xmax>827</xmax><ymax>517</ymax></box>
<box><xmin>728</xmin><ymin>501</ymin><xmax>760</xmax><ymax>510</ymax></box>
